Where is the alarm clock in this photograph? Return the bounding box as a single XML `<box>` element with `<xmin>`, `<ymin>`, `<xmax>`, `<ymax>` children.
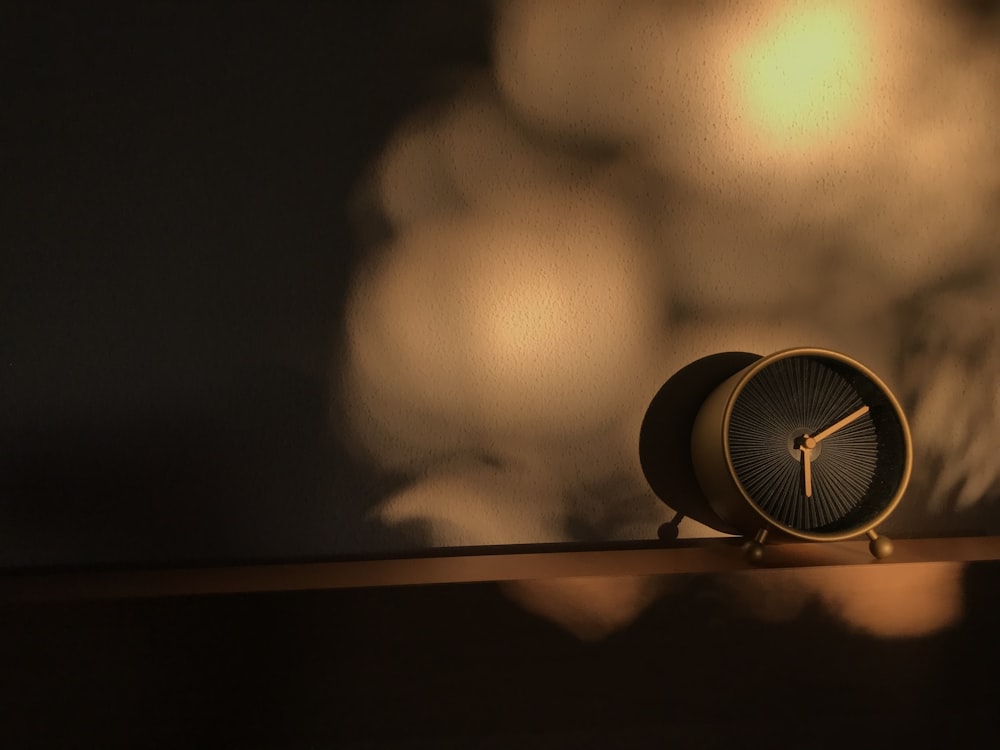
<box><xmin>641</xmin><ymin>347</ymin><xmax>911</xmax><ymax>561</ymax></box>
<box><xmin>689</xmin><ymin>347</ymin><xmax>911</xmax><ymax>560</ymax></box>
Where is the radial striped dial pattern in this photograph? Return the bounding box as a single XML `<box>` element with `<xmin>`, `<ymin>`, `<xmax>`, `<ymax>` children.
<box><xmin>722</xmin><ymin>351</ymin><xmax>910</xmax><ymax>537</ymax></box>
<box><xmin>728</xmin><ymin>356</ymin><xmax>877</xmax><ymax>531</ymax></box>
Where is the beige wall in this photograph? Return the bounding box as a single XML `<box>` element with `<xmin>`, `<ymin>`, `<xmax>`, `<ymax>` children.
<box><xmin>342</xmin><ymin>0</ymin><xmax>1000</xmax><ymax>548</ymax></box>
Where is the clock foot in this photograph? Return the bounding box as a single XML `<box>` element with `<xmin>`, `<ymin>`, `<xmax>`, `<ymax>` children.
<box><xmin>743</xmin><ymin>529</ymin><xmax>769</xmax><ymax>563</ymax></box>
<box><xmin>866</xmin><ymin>529</ymin><xmax>893</xmax><ymax>559</ymax></box>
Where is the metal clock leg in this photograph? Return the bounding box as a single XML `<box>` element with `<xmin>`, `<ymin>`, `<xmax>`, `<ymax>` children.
<box><xmin>743</xmin><ymin>528</ymin><xmax>769</xmax><ymax>563</ymax></box>
<box><xmin>867</xmin><ymin>529</ymin><xmax>894</xmax><ymax>559</ymax></box>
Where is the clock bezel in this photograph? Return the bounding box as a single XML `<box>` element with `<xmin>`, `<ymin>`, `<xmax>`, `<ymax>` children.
<box><xmin>695</xmin><ymin>347</ymin><xmax>913</xmax><ymax>542</ymax></box>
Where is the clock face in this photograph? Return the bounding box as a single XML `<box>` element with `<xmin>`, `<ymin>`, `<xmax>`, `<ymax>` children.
<box><xmin>725</xmin><ymin>351</ymin><xmax>910</xmax><ymax>536</ymax></box>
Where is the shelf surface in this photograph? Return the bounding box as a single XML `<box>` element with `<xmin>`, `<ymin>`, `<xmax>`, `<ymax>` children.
<box><xmin>3</xmin><ymin>535</ymin><xmax>999</xmax><ymax>602</ymax></box>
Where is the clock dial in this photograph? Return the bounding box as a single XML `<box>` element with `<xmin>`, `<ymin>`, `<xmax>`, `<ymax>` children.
<box><xmin>724</xmin><ymin>352</ymin><xmax>909</xmax><ymax>536</ymax></box>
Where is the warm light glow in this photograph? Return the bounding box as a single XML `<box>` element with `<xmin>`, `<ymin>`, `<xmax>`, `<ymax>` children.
<box><xmin>735</xmin><ymin>4</ymin><xmax>869</xmax><ymax>146</ymax></box>
<box><xmin>478</xmin><ymin>269</ymin><xmax>574</xmax><ymax>366</ymax></box>
<box><xmin>501</xmin><ymin>576</ymin><xmax>669</xmax><ymax>641</ymax></box>
<box><xmin>344</xmin><ymin>194</ymin><xmax>666</xmax><ymax>454</ymax></box>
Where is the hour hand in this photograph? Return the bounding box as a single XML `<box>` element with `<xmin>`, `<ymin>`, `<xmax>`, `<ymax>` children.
<box><xmin>800</xmin><ymin>445</ymin><xmax>813</xmax><ymax>498</ymax></box>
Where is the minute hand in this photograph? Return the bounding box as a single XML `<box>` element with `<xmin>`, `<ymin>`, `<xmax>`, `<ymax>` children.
<box><xmin>811</xmin><ymin>405</ymin><xmax>870</xmax><ymax>443</ymax></box>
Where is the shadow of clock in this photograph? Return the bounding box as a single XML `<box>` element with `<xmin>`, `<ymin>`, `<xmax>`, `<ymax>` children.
<box><xmin>639</xmin><ymin>351</ymin><xmax>760</xmax><ymax>540</ymax></box>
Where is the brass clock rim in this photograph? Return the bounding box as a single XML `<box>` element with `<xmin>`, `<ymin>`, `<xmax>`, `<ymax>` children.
<box><xmin>719</xmin><ymin>346</ymin><xmax>913</xmax><ymax>542</ymax></box>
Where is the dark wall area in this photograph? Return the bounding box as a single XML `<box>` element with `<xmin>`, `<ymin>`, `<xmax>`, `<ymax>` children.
<box><xmin>1</xmin><ymin>1</ymin><xmax>493</xmax><ymax>566</ymax></box>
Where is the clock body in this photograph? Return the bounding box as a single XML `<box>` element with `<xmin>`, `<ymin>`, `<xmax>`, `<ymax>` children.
<box><xmin>690</xmin><ymin>348</ymin><xmax>911</xmax><ymax>544</ymax></box>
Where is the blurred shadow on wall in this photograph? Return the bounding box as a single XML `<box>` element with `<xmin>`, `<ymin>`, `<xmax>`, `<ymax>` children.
<box><xmin>341</xmin><ymin>0</ymin><xmax>1000</xmax><ymax>551</ymax></box>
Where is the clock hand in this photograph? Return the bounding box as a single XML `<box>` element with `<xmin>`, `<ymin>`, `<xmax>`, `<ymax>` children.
<box><xmin>800</xmin><ymin>445</ymin><xmax>813</xmax><ymax>498</ymax></box>
<box><xmin>797</xmin><ymin>405</ymin><xmax>870</xmax><ymax>497</ymax></box>
<box><xmin>810</xmin><ymin>405</ymin><xmax>870</xmax><ymax>444</ymax></box>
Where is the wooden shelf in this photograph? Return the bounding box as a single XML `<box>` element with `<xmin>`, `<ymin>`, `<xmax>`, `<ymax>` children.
<box><xmin>3</xmin><ymin>535</ymin><xmax>999</xmax><ymax>602</ymax></box>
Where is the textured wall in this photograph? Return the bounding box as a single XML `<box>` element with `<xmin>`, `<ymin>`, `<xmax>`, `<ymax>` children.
<box><xmin>343</xmin><ymin>0</ymin><xmax>1000</xmax><ymax>548</ymax></box>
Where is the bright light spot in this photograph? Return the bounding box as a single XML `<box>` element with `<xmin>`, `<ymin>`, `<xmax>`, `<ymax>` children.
<box><xmin>735</xmin><ymin>4</ymin><xmax>870</xmax><ymax>147</ymax></box>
